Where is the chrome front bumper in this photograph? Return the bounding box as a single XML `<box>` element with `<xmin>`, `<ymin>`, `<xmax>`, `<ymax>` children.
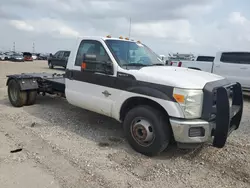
<box><xmin>170</xmin><ymin>81</ymin><xmax>243</xmax><ymax>149</ymax></box>
<box><xmin>170</xmin><ymin>118</ymin><xmax>214</xmax><ymax>144</ymax></box>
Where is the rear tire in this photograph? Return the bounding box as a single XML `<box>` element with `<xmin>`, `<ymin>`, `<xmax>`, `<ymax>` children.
<box><xmin>123</xmin><ymin>105</ymin><xmax>171</xmax><ymax>156</ymax></box>
<box><xmin>26</xmin><ymin>91</ymin><xmax>37</xmax><ymax>106</ymax></box>
<box><xmin>8</xmin><ymin>79</ymin><xmax>27</xmax><ymax>107</ymax></box>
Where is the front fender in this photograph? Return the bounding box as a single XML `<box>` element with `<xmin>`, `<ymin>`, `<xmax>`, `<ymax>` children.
<box><xmin>111</xmin><ymin>88</ymin><xmax>184</xmax><ymax>121</ymax></box>
<box><xmin>126</xmin><ymin>86</ymin><xmax>175</xmax><ymax>101</ymax></box>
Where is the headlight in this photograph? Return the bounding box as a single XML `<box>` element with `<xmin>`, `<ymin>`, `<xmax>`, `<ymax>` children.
<box><xmin>173</xmin><ymin>88</ymin><xmax>203</xmax><ymax>119</ymax></box>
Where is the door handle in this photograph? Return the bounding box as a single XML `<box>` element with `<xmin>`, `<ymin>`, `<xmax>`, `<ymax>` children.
<box><xmin>102</xmin><ymin>90</ymin><xmax>111</xmax><ymax>97</ymax></box>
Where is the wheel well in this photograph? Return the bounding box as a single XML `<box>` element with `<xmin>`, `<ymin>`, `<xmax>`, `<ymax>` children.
<box><xmin>120</xmin><ymin>97</ymin><xmax>169</xmax><ymax>122</ymax></box>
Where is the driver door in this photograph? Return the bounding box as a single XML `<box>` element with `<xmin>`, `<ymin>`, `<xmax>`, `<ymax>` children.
<box><xmin>66</xmin><ymin>40</ymin><xmax>115</xmax><ymax>117</ymax></box>
<box><xmin>51</xmin><ymin>51</ymin><xmax>60</xmax><ymax>66</ymax></box>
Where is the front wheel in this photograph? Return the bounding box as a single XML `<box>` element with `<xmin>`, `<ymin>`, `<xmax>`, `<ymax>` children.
<box><xmin>123</xmin><ymin>105</ymin><xmax>171</xmax><ymax>156</ymax></box>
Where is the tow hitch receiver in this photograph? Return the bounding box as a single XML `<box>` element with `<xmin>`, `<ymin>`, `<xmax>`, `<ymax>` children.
<box><xmin>212</xmin><ymin>82</ymin><xmax>243</xmax><ymax>148</ymax></box>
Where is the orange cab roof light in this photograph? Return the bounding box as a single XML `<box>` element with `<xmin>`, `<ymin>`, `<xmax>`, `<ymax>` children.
<box><xmin>119</xmin><ymin>36</ymin><xmax>123</xmax><ymax>39</ymax></box>
<box><xmin>106</xmin><ymin>35</ymin><xmax>112</xmax><ymax>38</ymax></box>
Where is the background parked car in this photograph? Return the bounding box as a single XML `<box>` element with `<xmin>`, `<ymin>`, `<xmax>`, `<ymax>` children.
<box><xmin>0</xmin><ymin>52</ymin><xmax>6</xmax><ymax>60</ymax></box>
<box><xmin>9</xmin><ymin>53</ymin><xmax>24</xmax><ymax>62</ymax></box>
<box><xmin>32</xmin><ymin>53</ymin><xmax>38</xmax><ymax>60</ymax></box>
<box><xmin>37</xmin><ymin>53</ymin><xmax>50</xmax><ymax>60</ymax></box>
<box><xmin>23</xmin><ymin>52</ymin><xmax>33</xmax><ymax>61</ymax></box>
<box><xmin>3</xmin><ymin>52</ymin><xmax>13</xmax><ymax>60</ymax></box>
<box><xmin>48</xmin><ymin>50</ymin><xmax>70</xmax><ymax>69</ymax></box>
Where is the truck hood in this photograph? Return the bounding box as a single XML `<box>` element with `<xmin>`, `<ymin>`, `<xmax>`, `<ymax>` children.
<box><xmin>130</xmin><ymin>66</ymin><xmax>224</xmax><ymax>89</ymax></box>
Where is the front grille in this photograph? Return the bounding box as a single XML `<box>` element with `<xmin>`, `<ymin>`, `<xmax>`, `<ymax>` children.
<box><xmin>201</xmin><ymin>79</ymin><xmax>232</xmax><ymax>122</ymax></box>
<box><xmin>201</xmin><ymin>79</ymin><xmax>243</xmax><ymax>130</ymax></box>
<box><xmin>201</xmin><ymin>79</ymin><xmax>243</xmax><ymax>148</ymax></box>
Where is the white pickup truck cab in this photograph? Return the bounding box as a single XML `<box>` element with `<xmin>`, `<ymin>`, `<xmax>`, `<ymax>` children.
<box><xmin>6</xmin><ymin>36</ymin><xmax>244</xmax><ymax>156</ymax></box>
<box><xmin>171</xmin><ymin>52</ymin><xmax>250</xmax><ymax>91</ymax></box>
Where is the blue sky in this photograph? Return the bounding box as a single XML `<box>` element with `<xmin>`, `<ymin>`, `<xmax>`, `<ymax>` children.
<box><xmin>0</xmin><ymin>0</ymin><xmax>250</xmax><ymax>56</ymax></box>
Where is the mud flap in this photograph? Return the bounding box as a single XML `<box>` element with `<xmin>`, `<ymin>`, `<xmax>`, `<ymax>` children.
<box><xmin>213</xmin><ymin>83</ymin><xmax>243</xmax><ymax>148</ymax></box>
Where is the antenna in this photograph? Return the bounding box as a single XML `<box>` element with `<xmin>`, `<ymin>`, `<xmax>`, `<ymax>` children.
<box><xmin>128</xmin><ymin>17</ymin><xmax>131</xmax><ymax>38</ymax></box>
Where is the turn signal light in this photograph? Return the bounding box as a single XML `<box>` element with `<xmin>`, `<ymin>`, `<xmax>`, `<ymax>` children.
<box><xmin>178</xmin><ymin>62</ymin><xmax>182</xmax><ymax>67</ymax></box>
<box><xmin>173</xmin><ymin>94</ymin><xmax>185</xmax><ymax>103</ymax></box>
<box><xmin>81</xmin><ymin>62</ymin><xmax>86</xmax><ymax>70</ymax></box>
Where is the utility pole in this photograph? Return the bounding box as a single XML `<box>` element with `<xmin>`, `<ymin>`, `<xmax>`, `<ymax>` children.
<box><xmin>32</xmin><ymin>42</ymin><xmax>35</xmax><ymax>53</ymax></box>
<box><xmin>13</xmin><ymin>42</ymin><xmax>15</xmax><ymax>52</ymax></box>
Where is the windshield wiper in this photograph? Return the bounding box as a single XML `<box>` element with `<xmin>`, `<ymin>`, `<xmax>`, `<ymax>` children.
<box><xmin>151</xmin><ymin>63</ymin><xmax>164</xmax><ymax>66</ymax></box>
<box><xmin>122</xmin><ymin>63</ymin><xmax>149</xmax><ymax>67</ymax></box>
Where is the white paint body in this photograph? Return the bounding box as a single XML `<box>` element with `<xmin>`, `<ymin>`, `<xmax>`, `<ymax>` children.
<box><xmin>64</xmin><ymin>37</ymin><xmax>226</xmax><ymax>122</ymax></box>
<box><xmin>213</xmin><ymin>52</ymin><xmax>250</xmax><ymax>90</ymax></box>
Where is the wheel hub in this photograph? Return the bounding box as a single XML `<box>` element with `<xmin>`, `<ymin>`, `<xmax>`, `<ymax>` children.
<box><xmin>131</xmin><ymin>118</ymin><xmax>154</xmax><ymax>146</ymax></box>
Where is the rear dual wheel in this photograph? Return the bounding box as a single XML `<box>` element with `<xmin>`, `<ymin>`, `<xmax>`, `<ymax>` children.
<box><xmin>26</xmin><ymin>91</ymin><xmax>37</xmax><ymax>106</ymax></box>
<box><xmin>8</xmin><ymin>79</ymin><xmax>37</xmax><ymax>107</ymax></box>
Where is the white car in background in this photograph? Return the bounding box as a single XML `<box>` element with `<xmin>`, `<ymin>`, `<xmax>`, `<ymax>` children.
<box><xmin>170</xmin><ymin>52</ymin><xmax>250</xmax><ymax>91</ymax></box>
<box><xmin>32</xmin><ymin>54</ymin><xmax>38</xmax><ymax>60</ymax></box>
<box><xmin>0</xmin><ymin>52</ymin><xmax>5</xmax><ymax>60</ymax></box>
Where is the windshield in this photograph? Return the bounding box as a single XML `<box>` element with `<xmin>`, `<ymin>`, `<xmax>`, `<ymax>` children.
<box><xmin>105</xmin><ymin>39</ymin><xmax>163</xmax><ymax>67</ymax></box>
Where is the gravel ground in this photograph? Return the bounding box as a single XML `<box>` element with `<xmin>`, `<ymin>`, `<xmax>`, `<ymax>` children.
<box><xmin>0</xmin><ymin>61</ymin><xmax>250</xmax><ymax>188</ymax></box>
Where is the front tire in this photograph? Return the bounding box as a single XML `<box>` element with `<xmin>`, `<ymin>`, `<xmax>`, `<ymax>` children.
<box><xmin>8</xmin><ymin>79</ymin><xmax>27</xmax><ymax>107</ymax></box>
<box><xmin>123</xmin><ymin>105</ymin><xmax>171</xmax><ymax>156</ymax></box>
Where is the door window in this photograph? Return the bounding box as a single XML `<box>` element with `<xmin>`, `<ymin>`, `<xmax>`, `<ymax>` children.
<box><xmin>58</xmin><ymin>51</ymin><xmax>64</xmax><ymax>59</ymax></box>
<box><xmin>64</xmin><ymin>51</ymin><xmax>70</xmax><ymax>57</ymax></box>
<box><xmin>196</xmin><ymin>56</ymin><xmax>215</xmax><ymax>62</ymax></box>
<box><xmin>54</xmin><ymin>51</ymin><xmax>61</xmax><ymax>58</ymax></box>
<box><xmin>75</xmin><ymin>40</ymin><xmax>112</xmax><ymax>73</ymax></box>
<box><xmin>220</xmin><ymin>52</ymin><xmax>250</xmax><ymax>64</ymax></box>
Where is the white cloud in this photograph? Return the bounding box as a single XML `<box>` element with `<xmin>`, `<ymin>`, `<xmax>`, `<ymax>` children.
<box><xmin>229</xmin><ymin>12</ymin><xmax>248</xmax><ymax>25</ymax></box>
<box><xmin>10</xmin><ymin>20</ymin><xmax>34</xmax><ymax>31</ymax></box>
<box><xmin>0</xmin><ymin>0</ymin><xmax>249</xmax><ymax>55</ymax></box>
<box><xmin>190</xmin><ymin>11</ymin><xmax>250</xmax><ymax>54</ymax></box>
<box><xmin>58</xmin><ymin>27</ymin><xmax>79</xmax><ymax>38</ymax></box>
<box><xmin>9</xmin><ymin>18</ymin><xmax>80</xmax><ymax>38</ymax></box>
<box><xmin>132</xmin><ymin>20</ymin><xmax>196</xmax><ymax>45</ymax></box>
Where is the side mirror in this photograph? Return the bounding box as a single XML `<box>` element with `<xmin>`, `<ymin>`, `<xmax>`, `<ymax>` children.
<box><xmin>83</xmin><ymin>54</ymin><xmax>97</xmax><ymax>61</ymax></box>
<box><xmin>81</xmin><ymin>54</ymin><xmax>97</xmax><ymax>71</ymax></box>
<box><xmin>81</xmin><ymin>54</ymin><xmax>113</xmax><ymax>75</ymax></box>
